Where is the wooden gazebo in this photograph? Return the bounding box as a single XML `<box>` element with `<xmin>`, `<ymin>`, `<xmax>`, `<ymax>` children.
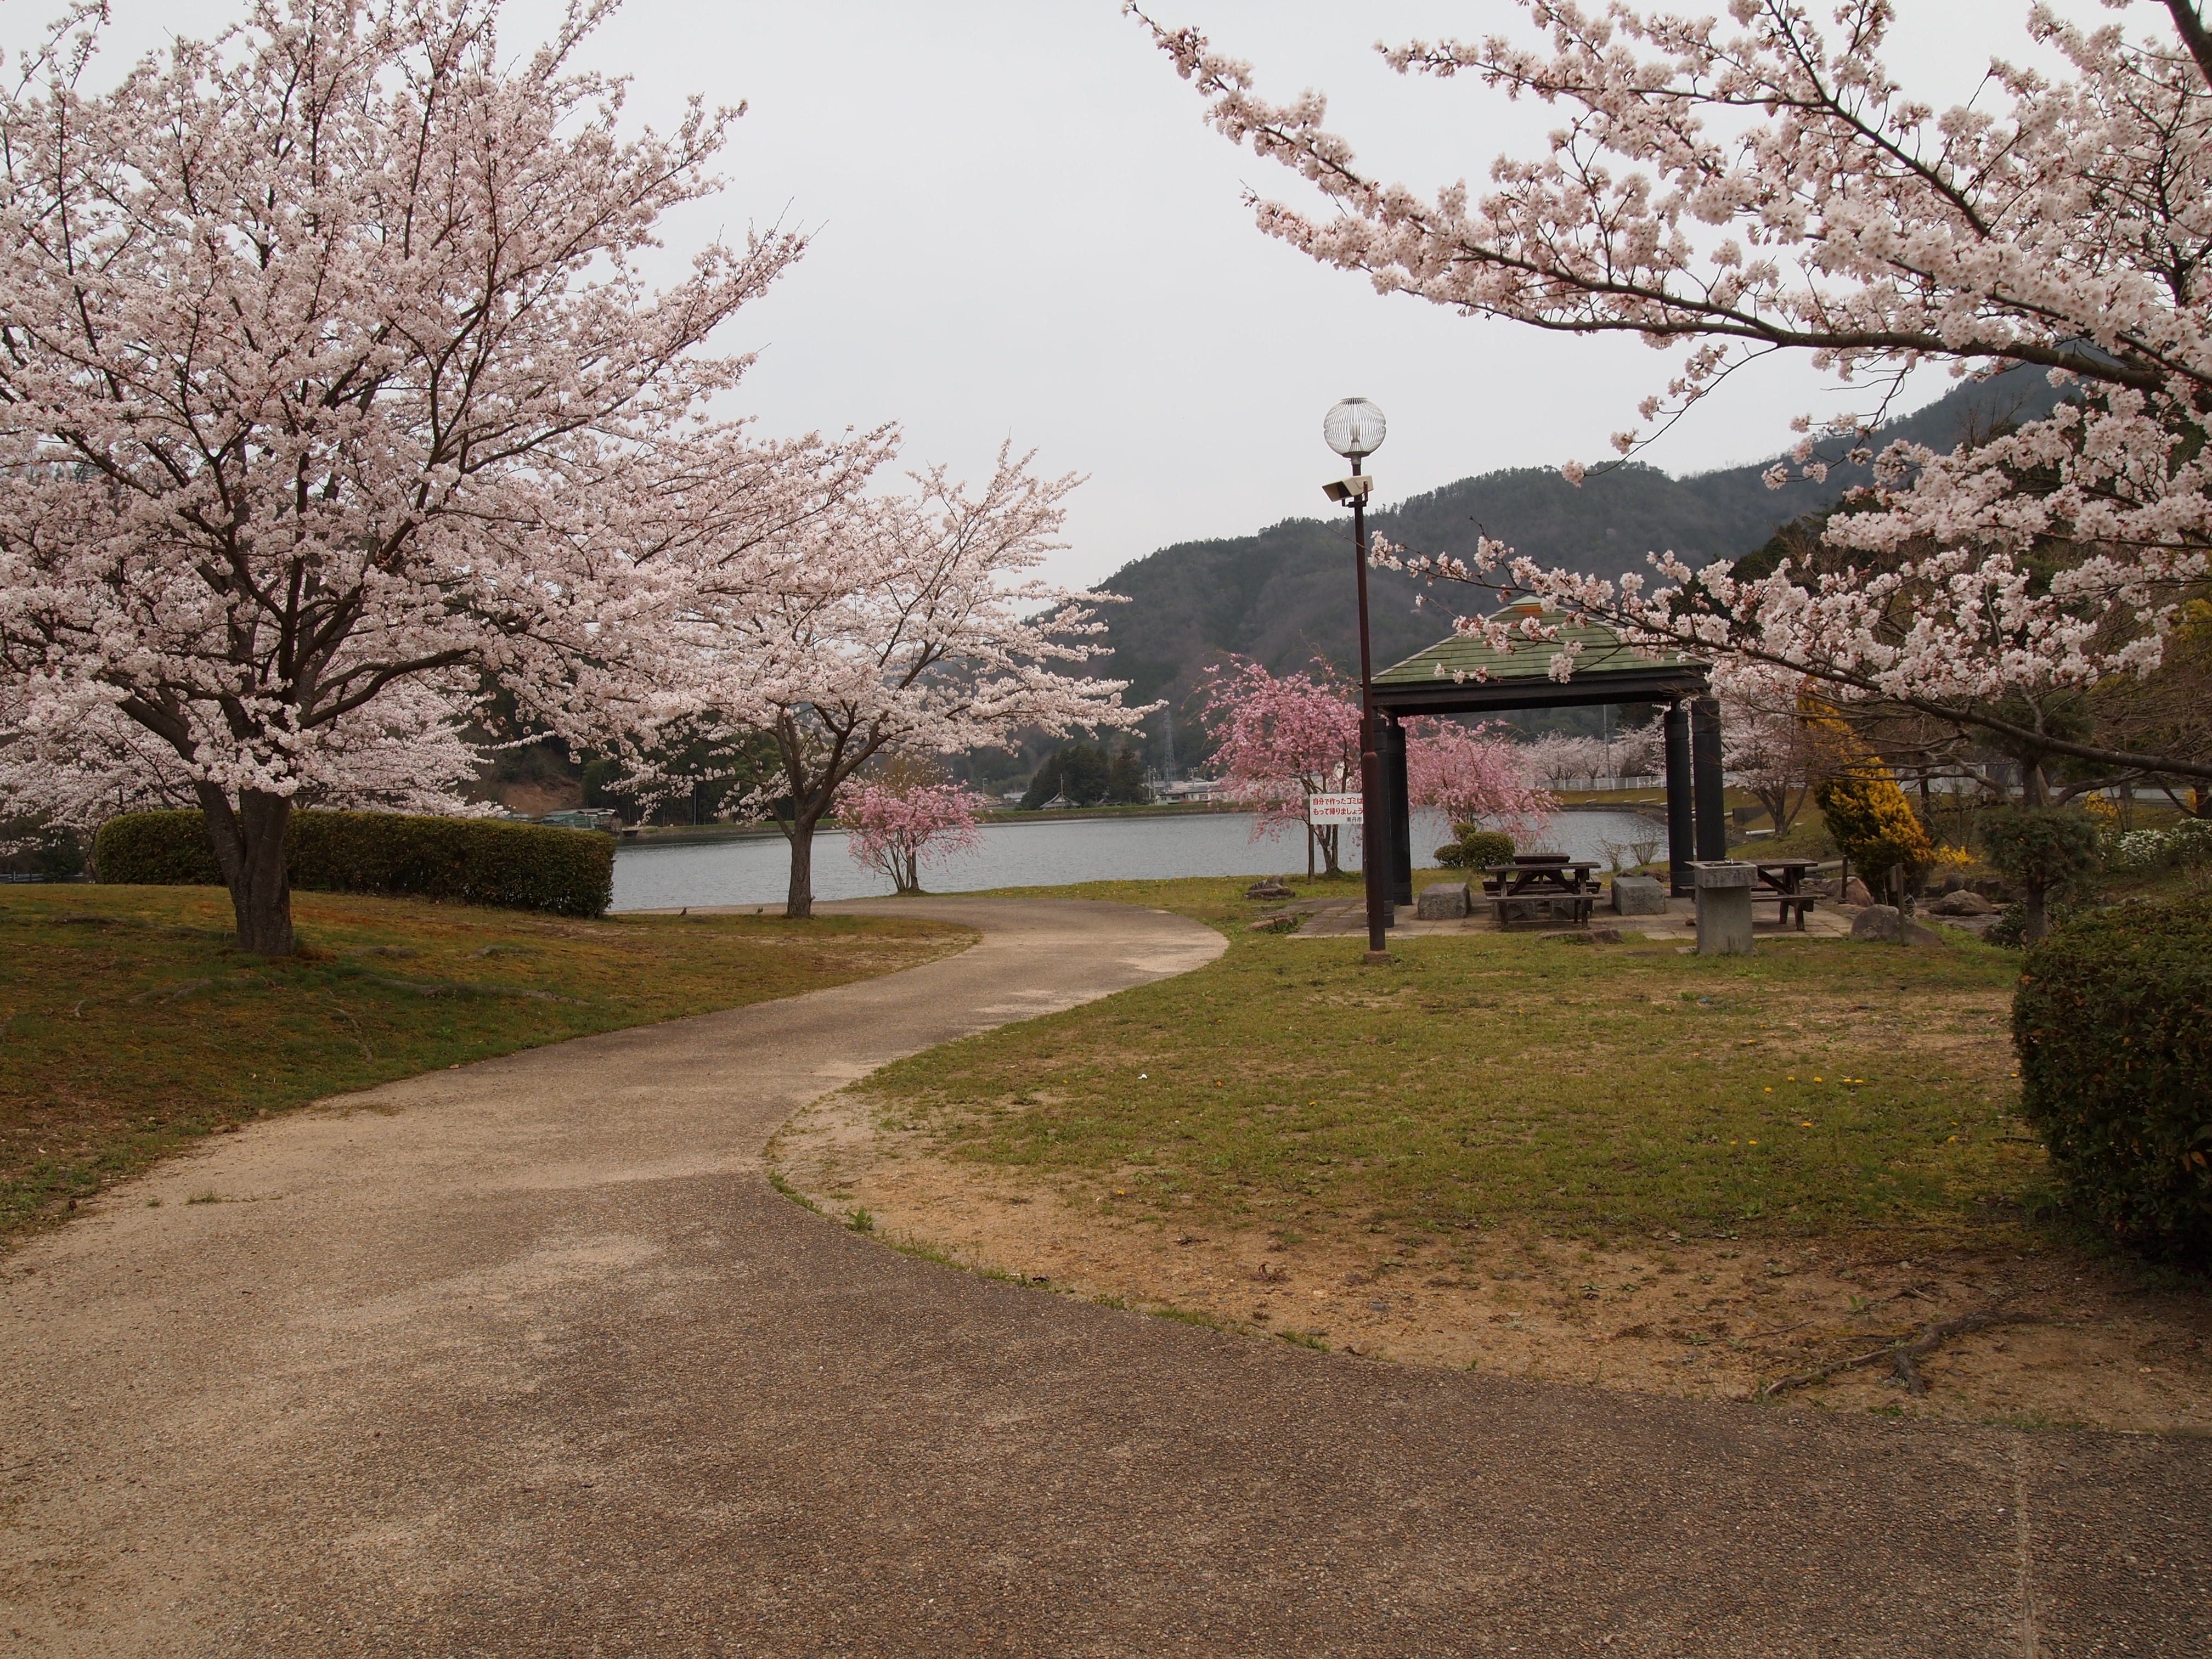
<box><xmin>1366</xmin><ymin>606</ymin><xmax>1728</xmax><ymax>901</ymax></box>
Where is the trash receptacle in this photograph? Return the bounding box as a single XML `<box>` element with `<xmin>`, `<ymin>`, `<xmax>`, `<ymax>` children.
<box><xmin>1691</xmin><ymin>860</ymin><xmax>1757</xmax><ymax>956</ymax></box>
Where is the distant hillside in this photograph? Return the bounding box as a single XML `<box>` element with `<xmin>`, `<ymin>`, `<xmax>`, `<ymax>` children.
<box><xmin>1097</xmin><ymin>364</ymin><xmax>2065</xmax><ymax>761</ymax></box>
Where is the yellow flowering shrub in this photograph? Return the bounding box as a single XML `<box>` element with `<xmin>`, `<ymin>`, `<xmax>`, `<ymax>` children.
<box><xmin>1814</xmin><ymin>762</ymin><xmax>1934</xmax><ymax>889</ymax></box>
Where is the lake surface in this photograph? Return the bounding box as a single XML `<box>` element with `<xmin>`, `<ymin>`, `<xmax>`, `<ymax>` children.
<box><xmin>610</xmin><ymin>806</ymin><xmax>1666</xmax><ymax>912</ymax></box>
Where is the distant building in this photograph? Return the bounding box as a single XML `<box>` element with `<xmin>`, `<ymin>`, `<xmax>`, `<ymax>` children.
<box><xmin>537</xmin><ymin>808</ymin><xmax>620</xmax><ymax>834</ymax></box>
<box><xmin>1156</xmin><ymin>778</ymin><xmax>1231</xmax><ymax>804</ymax></box>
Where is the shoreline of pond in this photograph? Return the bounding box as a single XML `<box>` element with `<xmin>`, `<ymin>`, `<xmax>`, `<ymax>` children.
<box><xmin>613</xmin><ymin>794</ymin><xmax>1668</xmax><ymax>849</ymax></box>
<box><xmin>609</xmin><ymin>805</ymin><xmax>1672</xmax><ymax>913</ymax></box>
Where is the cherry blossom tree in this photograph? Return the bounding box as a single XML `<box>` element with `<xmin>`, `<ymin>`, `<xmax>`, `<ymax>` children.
<box><xmin>1404</xmin><ymin>718</ymin><xmax>1553</xmax><ymax>837</ymax></box>
<box><xmin>1195</xmin><ymin>656</ymin><xmax>1361</xmax><ymax>876</ymax></box>
<box><xmin>842</xmin><ymin>772</ymin><xmax>988</xmax><ymax>896</ymax></box>
<box><xmin>0</xmin><ymin>0</ymin><xmax>857</xmax><ymax>953</ymax></box>
<box><xmin>1135</xmin><ymin>1</ymin><xmax>2212</xmax><ymax>791</ymax></box>
<box><xmin>1519</xmin><ymin>733</ymin><xmax>1610</xmax><ymax>792</ymax></box>
<box><xmin>670</xmin><ymin>449</ymin><xmax>1145</xmax><ymax>918</ymax></box>
<box><xmin>0</xmin><ymin>673</ymin><xmax>494</xmax><ymax>850</ymax></box>
<box><xmin>1714</xmin><ymin>664</ymin><xmax>1835</xmax><ymax>836</ymax></box>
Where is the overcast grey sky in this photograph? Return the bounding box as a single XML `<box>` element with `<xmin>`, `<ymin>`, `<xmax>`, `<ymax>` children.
<box><xmin>3</xmin><ymin>1</ymin><xmax>2152</xmax><ymax>588</ymax></box>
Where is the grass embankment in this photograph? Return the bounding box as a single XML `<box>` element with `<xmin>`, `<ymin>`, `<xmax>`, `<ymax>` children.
<box><xmin>0</xmin><ymin>884</ymin><xmax>970</xmax><ymax>1243</ymax></box>
<box><xmin>866</xmin><ymin>875</ymin><xmax>2035</xmax><ymax>1243</ymax></box>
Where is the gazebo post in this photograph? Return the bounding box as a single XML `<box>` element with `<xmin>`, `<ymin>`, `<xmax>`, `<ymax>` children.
<box><xmin>1665</xmin><ymin>700</ymin><xmax>1695</xmax><ymax>897</ymax></box>
<box><xmin>1381</xmin><ymin>717</ymin><xmax>1413</xmax><ymax>906</ymax></box>
<box><xmin>1692</xmin><ymin>696</ymin><xmax>1728</xmax><ymax>862</ymax></box>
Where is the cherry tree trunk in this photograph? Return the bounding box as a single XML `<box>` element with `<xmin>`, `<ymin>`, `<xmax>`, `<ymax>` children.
<box><xmin>198</xmin><ymin>786</ymin><xmax>298</xmax><ymax>956</ymax></box>
<box><xmin>785</xmin><ymin>817</ymin><xmax>819</xmax><ymax>919</ymax></box>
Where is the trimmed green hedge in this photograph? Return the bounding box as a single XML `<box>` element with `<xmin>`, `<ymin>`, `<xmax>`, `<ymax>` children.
<box><xmin>2014</xmin><ymin>898</ymin><xmax>2212</xmax><ymax>1260</ymax></box>
<box><xmin>93</xmin><ymin>809</ymin><xmax>614</xmax><ymax>918</ymax></box>
<box><xmin>1434</xmin><ymin>828</ymin><xmax>1516</xmax><ymax>870</ymax></box>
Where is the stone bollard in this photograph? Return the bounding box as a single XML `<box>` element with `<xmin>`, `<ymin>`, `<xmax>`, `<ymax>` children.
<box><xmin>1691</xmin><ymin>860</ymin><xmax>1757</xmax><ymax>956</ymax></box>
<box><xmin>1414</xmin><ymin>882</ymin><xmax>1470</xmax><ymax>921</ymax></box>
<box><xmin>1609</xmin><ymin>874</ymin><xmax>1667</xmax><ymax>916</ymax></box>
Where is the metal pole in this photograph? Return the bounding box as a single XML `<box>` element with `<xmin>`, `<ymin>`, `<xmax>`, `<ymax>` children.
<box><xmin>1352</xmin><ymin>458</ymin><xmax>1388</xmax><ymax>960</ymax></box>
<box><xmin>1691</xmin><ymin>695</ymin><xmax>1727</xmax><ymax>862</ymax></box>
<box><xmin>1664</xmin><ymin>699</ymin><xmax>1695</xmax><ymax>897</ymax></box>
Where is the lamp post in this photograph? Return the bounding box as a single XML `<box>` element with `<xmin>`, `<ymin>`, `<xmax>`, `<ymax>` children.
<box><xmin>1322</xmin><ymin>397</ymin><xmax>1390</xmax><ymax>961</ymax></box>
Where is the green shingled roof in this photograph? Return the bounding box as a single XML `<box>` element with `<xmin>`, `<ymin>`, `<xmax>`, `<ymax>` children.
<box><xmin>1373</xmin><ymin>608</ymin><xmax>1702</xmax><ymax>686</ymax></box>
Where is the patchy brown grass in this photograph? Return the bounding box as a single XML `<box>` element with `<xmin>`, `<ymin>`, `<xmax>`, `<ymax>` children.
<box><xmin>768</xmin><ymin>873</ymin><xmax>2211</xmax><ymax>1429</ymax></box>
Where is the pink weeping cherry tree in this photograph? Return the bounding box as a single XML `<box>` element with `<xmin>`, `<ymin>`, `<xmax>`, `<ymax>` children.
<box><xmin>1195</xmin><ymin>657</ymin><xmax>1362</xmax><ymax>877</ymax></box>
<box><xmin>1197</xmin><ymin>657</ymin><xmax>1547</xmax><ymax>876</ymax></box>
<box><xmin>1135</xmin><ymin>1</ymin><xmax>2212</xmax><ymax>798</ymax></box>
<box><xmin>1403</xmin><ymin>718</ymin><xmax>1553</xmax><ymax>841</ymax></box>
<box><xmin>0</xmin><ymin>0</ymin><xmax>865</xmax><ymax>953</ymax></box>
<box><xmin>842</xmin><ymin>774</ymin><xmax>989</xmax><ymax>896</ymax></box>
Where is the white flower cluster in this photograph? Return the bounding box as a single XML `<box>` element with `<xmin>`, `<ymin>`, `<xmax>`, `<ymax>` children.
<box><xmin>2103</xmin><ymin>818</ymin><xmax>2212</xmax><ymax>873</ymax></box>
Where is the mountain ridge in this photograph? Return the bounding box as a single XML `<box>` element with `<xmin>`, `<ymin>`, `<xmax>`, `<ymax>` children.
<box><xmin>1092</xmin><ymin>364</ymin><xmax>2065</xmax><ymax>757</ymax></box>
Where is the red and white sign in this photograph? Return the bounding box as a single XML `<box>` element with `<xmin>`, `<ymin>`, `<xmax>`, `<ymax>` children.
<box><xmin>1306</xmin><ymin>792</ymin><xmax>1364</xmax><ymax>825</ymax></box>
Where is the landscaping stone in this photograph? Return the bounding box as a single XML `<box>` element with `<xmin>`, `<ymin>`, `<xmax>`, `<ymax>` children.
<box><xmin>1928</xmin><ymin>889</ymin><xmax>1996</xmax><ymax>917</ymax></box>
<box><xmin>1609</xmin><ymin>875</ymin><xmax>1667</xmax><ymax>916</ymax></box>
<box><xmin>1414</xmin><ymin>883</ymin><xmax>1469</xmax><ymax>920</ymax></box>
<box><xmin>1244</xmin><ymin>879</ymin><xmax>1296</xmax><ymax>901</ymax></box>
<box><xmin>1849</xmin><ymin>904</ymin><xmax>1945</xmax><ymax>946</ymax></box>
<box><xmin>1542</xmin><ymin>928</ymin><xmax>1623</xmax><ymax>944</ymax></box>
<box><xmin>1842</xmin><ymin>878</ymin><xmax>1874</xmax><ymax>905</ymax></box>
<box><xmin>1246</xmin><ymin>913</ymin><xmax>1299</xmax><ymax>934</ymax></box>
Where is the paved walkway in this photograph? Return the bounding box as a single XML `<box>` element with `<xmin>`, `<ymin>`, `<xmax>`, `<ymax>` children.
<box><xmin>1</xmin><ymin>899</ymin><xmax>2203</xmax><ymax>1656</ymax></box>
<box><xmin>1296</xmin><ymin>888</ymin><xmax>1857</xmax><ymax>943</ymax></box>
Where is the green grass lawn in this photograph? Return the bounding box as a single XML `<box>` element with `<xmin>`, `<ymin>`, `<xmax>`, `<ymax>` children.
<box><xmin>865</xmin><ymin>875</ymin><xmax>2041</xmax><ymax>1245</ymax></box>
<box><xmin>0</xmin><ymin>884</ymin><xmax>970</xmax><ymax>1242</ymax></box>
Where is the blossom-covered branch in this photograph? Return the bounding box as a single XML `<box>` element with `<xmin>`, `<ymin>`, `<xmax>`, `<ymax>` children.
<box><xmin>1136</xmin><ymin>1</ymin><xmax>2212</xmax><ymax>787</ymax></box>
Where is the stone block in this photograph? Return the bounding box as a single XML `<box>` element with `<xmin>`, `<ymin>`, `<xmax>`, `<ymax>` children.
<box><xmin>1414</xmin><ymin>883</ymin><xmax>1469</xmax><ymax>921</ymax></box>
<box><xmin>1691</xmin><ymin>859</ymin><xmax>1758</xmax><ymax>889</ymax></box>
<box><xmin>1849</xmin><ymin>904</ymin><xmax>1946</xmax><ymax>946</ymax></box>
<box><xmin>1610</xmin><ymin>875</ymin><xmax>1667</xmax><ymax>916</ymax></box>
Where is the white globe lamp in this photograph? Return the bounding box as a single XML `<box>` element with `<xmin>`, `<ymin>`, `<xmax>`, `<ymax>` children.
<box><xmin>1323</xmin><ymin>397</ymin><xmax>1386</xmax><ymax>461</ymax></box>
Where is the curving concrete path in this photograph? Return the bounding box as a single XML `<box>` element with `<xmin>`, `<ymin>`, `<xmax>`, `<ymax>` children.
<box><xmin>0</xmin><ymin>898</ymin><xmax>2204</xmax><ymax>1657</ymax></box>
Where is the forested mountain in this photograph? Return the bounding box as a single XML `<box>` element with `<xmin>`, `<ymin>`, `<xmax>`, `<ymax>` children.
<box><xmin>1097</xmin><ymin>365</ymin><xmax>2064</xmax><ymax>763</ymax></box>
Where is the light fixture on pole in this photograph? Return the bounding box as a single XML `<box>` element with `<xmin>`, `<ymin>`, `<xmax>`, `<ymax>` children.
<box><xmin>1322</xmin><ymin>397</ymin><xmax>1391</xmax><ymax>962</ymax></box>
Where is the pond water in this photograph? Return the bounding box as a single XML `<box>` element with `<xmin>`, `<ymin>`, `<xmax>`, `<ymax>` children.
<box><xmin>610</xmin><ymin>806</ymin><xmax>1666</xmax><ymax>912</ymax></box>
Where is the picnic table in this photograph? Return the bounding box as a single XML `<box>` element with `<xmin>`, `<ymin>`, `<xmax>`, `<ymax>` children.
<box><xmin>1483</xmin><ymin>860</ymin><xmax>1600</xmax><ymax>928</ymax></box>
<box><xmin>1750</xmin><ymin>857</ymin><xmax>1821</xmax><ymax>930</ymax></box>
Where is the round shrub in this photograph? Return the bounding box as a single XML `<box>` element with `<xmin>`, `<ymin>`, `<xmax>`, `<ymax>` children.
<box><xmin>2014</xmin><ymin>897</ymin><xmax>2212</xmax><ymax>1260</ymax></box>
<box><xmin>93</xmin><ymin>809</ymin><xmax>613</xmax><ymax>918</ymax></box>
<box><xmin>1434</xmin><ymin>828</ymin><xmax>1515</xmax><ymax>870</ymax></box>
